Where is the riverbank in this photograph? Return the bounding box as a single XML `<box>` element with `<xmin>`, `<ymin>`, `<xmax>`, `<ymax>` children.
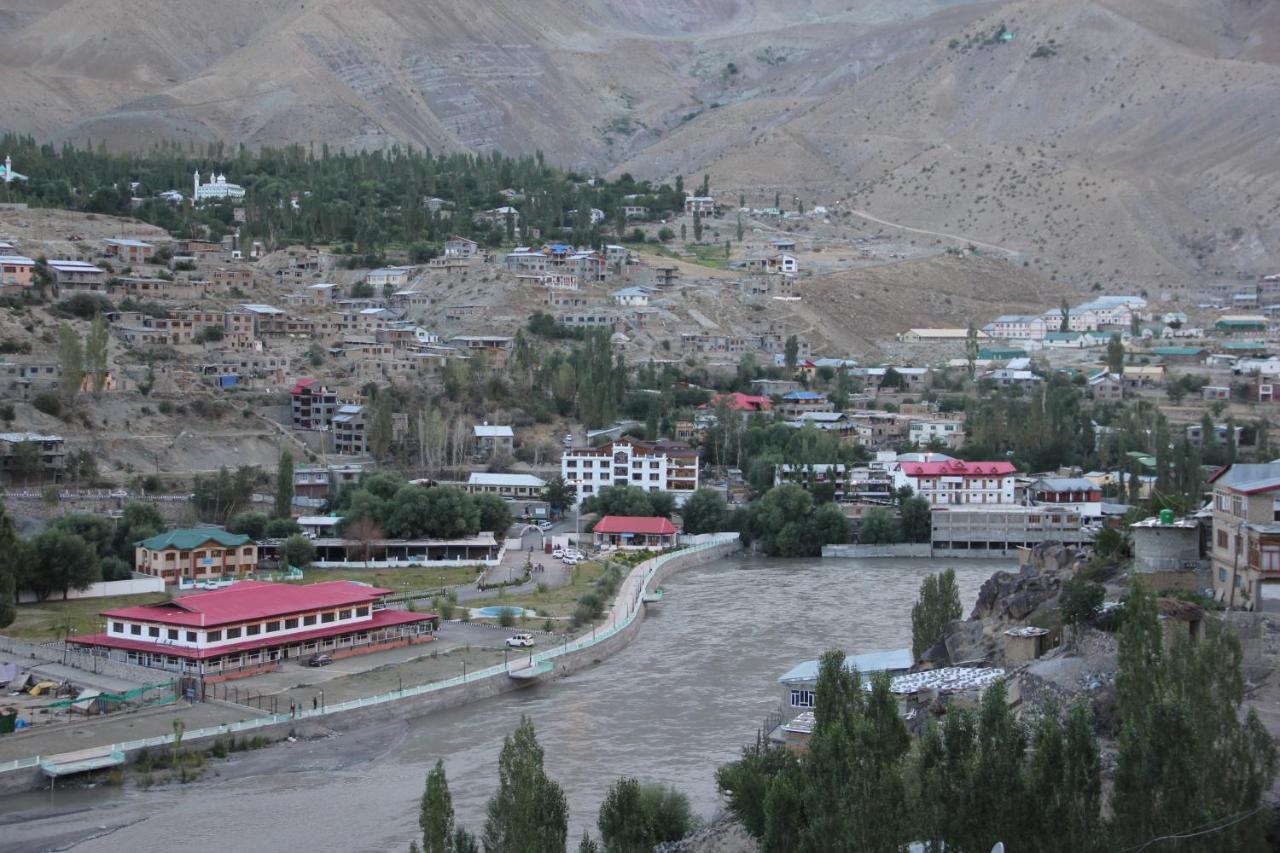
<box><xmin>0</xmin><ymin>535</ymin><xmax>742</xmax><ymax>795</ymax></box>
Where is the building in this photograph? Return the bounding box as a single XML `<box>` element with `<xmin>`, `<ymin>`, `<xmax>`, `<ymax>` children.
<box><xmin>1209</xmin><ymin>463</ymin><xmax>1280</xmax><ymax>610</ymax></box>
<box><xmin>1025</xmin><ymin>477</ymin><xmax>1103</xmax><ymax>521</ymax></box>
<box><xmin>562</xmin><ymin>437</ymin><xmax>699</xmax><ymax>505</ymax></box>
<box><xmin>367</xmin><ymin>267</ymin><xmax>413</xmax><ymax>289</ymax></box>
<box><xmin>466</xmin><ymin>472</ymin><xmax>547</xmax><ymax>499</ymax></box>
<box><xmin>907</xmin><ymin>417</ymin><xmax>965</xmax><ymax>449</ymax></box>
<box><xmin>703</xmin><ymin>392</ymin><xmax>772</xmax><ymax>413</ymax></box>
<box><xmin>683</xmin><ymin>196</ymin><xmax>718</xmax><ymax>216</ymax></box>
<box><xmin>778</xmin><ymin>391</ymin><xmax>833</xmax><ymax>418</ymax></box>
<box><xmin>473</xmin><ymin>423</ymin><xmax>515</xmax><ymax>459</ymax></box>
<box><xmin>1215</xmin><ymin>315</ymin><xmax>1268</xmax><ymax>334</ymax></box>
<box><xmin>0</xmin><ymin>432</ymin><xmax>66</xmax><ymax>483</ymax></box>
<box><xmin>774</xmin><ymin>464</ymin><xmax>851</xmax><ymax>499</ymax></box>
<box><xmin>193</xmin><ymin>171</ymin><xmax>246</xmax><ymax>202</ymax></box>
<box><xmin>895</xmin><ymin>460</ymin><xmax>1017</xmax><ymax>506</ymax></box>
<box><xmin>444</xmin><ymin>236</ymin><xmax>479</xmax><ymax>258</ymax></box>
<box><xmin>291</xmin><ymin>378</ymin><xmax>339</xmax><ymax>430</ymax></box>
<box><xmin>1131</xmin><ymin>514</ymin><xmax>1203</xmax><ymax>591</ymax></box>
<box><xmin>103</xmin><ymin>238</ymin><xmax>155</xmax><ymax>263</ymax></box>
<box><xmin>777</xmin><ymin>648</ymin><xmax>913</xmax><ymax>713</ymax></box>
<box><xmin>985</xmin><ymin>314</ymin><xmax>1048</xmax><ymax>341</ymax></box>
<box><xmin>611</xmin><ymin>287</ymin><xmax>650</xmax><ymax>308</ymax></box>
<box><xmin>332</xmin><ymin>404</ymin><xmax>368</xmax><ymax>455</ymax></box>
<box><xmin>899</xmin><ymin>328</ymin><xmax>988</xmax><ymax>344</ymax></box>
<box><xmin>135</xmin><ymin>528</ymin><xmax>258</xmax><ymax>584</ymax></box>
<box><xmin>0</xmin><ymin>255</ymin><xmax>35</xmax><ymax>292</ymax></box>
<box><xmin>931</xmin><ymin>506</ymin><xmax>1086</xmax><ymax>556</ymax></box>
<box><xmin>592</xmin><ymin>515</ymin><xmax>678</xmax><ymax>549</ymax></box>
<box><xmin>67</xmin><ymin>580</ymin><xmax>435</xmax><ymax>681</ymax></box>
<box><xmin>48</xmin><ymin>259</ymin><xmax>106</xmax><ymax>289</ymax></box>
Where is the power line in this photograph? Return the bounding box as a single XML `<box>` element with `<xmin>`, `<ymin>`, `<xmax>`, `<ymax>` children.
<box><xmin>1118</xmin><ymin>806</ymin><xmax>1266</xmax><ymax>853</ymax></box>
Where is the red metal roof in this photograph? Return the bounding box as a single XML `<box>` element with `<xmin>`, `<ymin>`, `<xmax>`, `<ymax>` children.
<box><xmin>701</xmin><ymin>392</ymin><xmax>772</xmax><ymax>412</ymax></box>
<box><xmin>290</xmin><ymin>377</ymin><xmax>318</xmax><ymax>394</ymax></box>
<box><xmin>901</xmin><ymin>460</ymin><xmax>1018</xmax><ymax>478</ymax></box>
<box><xmin>593</xmin><ymin>515</ymin><xmax>678</xmax><ymax>535</ymax></box>
<box><xmin>70</xmin><ymin>609</ymin><xmax>431</xmax><ymax>660</ymax></box>
<box><xmin>100</xmin><ymin>581</ymin><xmax>394</xmax><ymax>628</ymax></box>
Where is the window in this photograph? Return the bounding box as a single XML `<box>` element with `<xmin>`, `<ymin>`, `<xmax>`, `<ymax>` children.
<box><xmin>285</xmin><ymin>618</ymin><xmax>299</xmax><ymax>629</ymax></box>
<box><xmin>186</xmin><ymin>631</ymin><xmax>197</xmax><ymax>643</ymax></box>
<box><xmin>304</xmin><ymin>615</ymin><xmax>318</xmax><ymax>626</ymax></box>
<box><xmin>322</xmin><ymin>611</ymin><xmax>336</xmax><ymax>624</ymax></box>
<box><xmin>1220</xmin><ymin>568</ymin><xmax>1228</xmax><ymax>582</ymax></box>
<box><xmin>167</xmin><ymin>629</ymin><xmax>179</xmax><ymax>640</ymax></box>
<box><xmin>208</xmin><ymin>630</ymin><xmax>223</xmax><ymax>642</ymax></box>
<box><xmin>1232</xmin><ymin>496</ymin><xmax>1245</xmax><ymax>517</ymax></box>
<box><xmin>339</xmin><ymin>609</ymin><xmax>352</xmax><ymax>620</ymax></box>
<box><xmin>226</xmin><ymin>627</ymin><xmax>242</xmax><ymax>639</ymax></box>
<box><xmin>246</xmin><ymin>624</ymin><xmax>261</xmax><ymax>636</ymax></box>
<box><xmin>148</xmin><ymin>626</ymin><xmax>159</xmax><ymax>637</ymax></box>
<box><xmin>1218</xmin><ymin>529</ymin><xmax>1229</xmax><ymax>549</ymax></box>
<box><xmin>112</xmin><ymin>621</ymin><xmax>124</xmax><ymax>633</ymax></box>
<box><xmin>355</xmin><ymin>607</ymin><xmax>369</xmax><ymax>618</ymax></box>
<box><xmin>1263</xmin><ymin>549</ymin><xmax>1280</xmax><ymax>572</ymax></box>
<box><xmin>130</xmin><ymin>624</ymin><xmax>142</xmax><ymax>636</ymax></box>
<box><xmin>266</xmin><ymin>621</ymin><xmax>281</xmax><ymax>633</ymax></box>
<box><xmin>790</xmin><ymin>689</ymin><xmax>815</xmax><ymax>708</ymax></box>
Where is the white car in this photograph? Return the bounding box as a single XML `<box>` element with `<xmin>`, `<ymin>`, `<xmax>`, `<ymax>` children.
<box><xmin>562</xmin><ymin>556</ymin><xmax>579</xmax><ymax>566</ymax></box>
<box><xmin>552</xmin><ymin>548</ymin><xmax>565</xmax><ymax>558</ymax></box>
<box><xmin>506</xmin><ymin>633</ymin><xmax>535</xmax><ymax>648</ymax></box>
<box><xmin>537</xmin><ymin>520</ymin><xmax>553</xmax><ymax>531</ymax></box>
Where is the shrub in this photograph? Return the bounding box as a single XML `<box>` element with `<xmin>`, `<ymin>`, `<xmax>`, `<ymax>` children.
<box><xmin>573</xmin><ymin>601</ymin><xmax>597</xmax><ymax>626</ymax></box>
<box><xmin>32</xmin><ymin>392</ymin><xmax>62</xmax><ymax>417</ymax></box>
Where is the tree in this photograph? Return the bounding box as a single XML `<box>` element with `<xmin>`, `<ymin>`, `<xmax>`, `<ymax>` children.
<box><xmin>227</xmin><ymin>511</ymin><xmax>270</xmax><ymax>540</ymax></box>
<box><xmin>369</xmin><ymin>391</ymin><xmax>395</xmax><ymax>459</ymax></box>
<box><xmin>1059</xmin><ymin>299</ymin><xmax>1070</xmax><ymax>333</ymax></box>
<box><xmin>1106</xmin><ymin>333</ymin><xmax>1124</xmax><ymax>374</ymax></box>
<box><xmin>281</xmin><ymin>534</ymin><xmax>315</xmax><ymax>569</ymax></box>
<box><xmin>910</xmin><ymin>569</ymin><xmax>961</xmax><ymax>659</ymax></box>
<box><xmin>577</xmin><ymin>831</ymin><xmax>600</xmax><ymax>853</ymax></box>
<box><xmin>8</xmin><ymin>440</ymin><xmax>42</xmax><ymax>485</ymax></box>
<box><xmin>25</xmin><ymin>529</ymin><xmax>99</xmax><ymax>600</ymax></box>
<box><xmin>0</xmin><ymin>502</ymin><xmax>20</xmax><ymax>628</ymax></box>
<box><xmin>965</xmin><ymin>321</ymin><xmax>979</xmax><ymax>378</ymax></box>
<box><xmin>482</xmin><ymin>716</ymin><xmax>568</xmax><ymax>853</ymax></box>
<box><xmin>419</xmin><ymin>759</ymin><xmax>454</xmax><ymax>853</ymax></box>
<box><xmin>692</xmin><ymin>209</ymin><xmax>703</xmax><ymax>242</ymax></box>
<box><xmin>899</xmin><ymin>495</ymin><xmax>931</xmax><ymax>543</ymax></box>
<box><xmin>1058</xmin><ymin>572</ymin><xmax>1104</xmax><ymax>642</ymax></box>
<box><xmin>638</xmin><ymin>783</ymin><xmax>692</xmax><ymax>844</ymax></box>
<box><xmin>265</xmin><ymin>517</ymin><xmax>301</xmax><ymax>539</ymax></box>
<box><xmin>542</xmin><ymin>477</ymin><xmax>573</xmax><ymax>519</ymax></box>
<box><xmin>474</xmin><ymin>492</ymin><xmax>513</xmax><ymax>537</ymax></box>
<box><xmin>858</xmin><ymin>508</ymin><xmax>899</xmax><ymax>545</ymax></box>
<box><xmin>57</xmin><ymin>323</ymin><xmax>84</xmax><ymax>403</ymax></box>
<box><xmin>85</xmin><ymin>313</ymin><xmax>109</xmax><ymax>395</ymax></box>
<box><xmin>113</xmin><ymin>501</ymin><xmax>163</xmax><ymax>560</ymax></box>
<box><xmin>275</xmin><ymin>449</ymin><xmax>294</xmax><ymax>519</ymax></box>
<box><xmin>681</xmin><ymin>488</ymin><xmax>727</xmax><ymax>535</ymax></box>
<box><xmin>785</xmin><ymin>335</ymin><xmax>799</xmax><ymax>374</ymax></box>
<box><xmin>597</xmin><ymin>777</ymin><xmax>650</xmax><ymax>853</ymax></box>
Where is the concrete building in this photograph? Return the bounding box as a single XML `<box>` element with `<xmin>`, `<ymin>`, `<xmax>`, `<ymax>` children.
<box><xmin>895</xmin><ymin>460</ymin><xmax>1018</xmax><ymax>506</ymax></box>
<box><xmin>907</xmin><ymin>417</ymin><xmax>965</xmax><ymax>449</ymax></box>
<box><xmin>472</xmin><ymin>424</ymin><xmax>515</xmax><ymax>458</ymax></box>
<box><xmin>778</xmin><ymin>390</ymin><xmax>833</xmax><ymax>418</ymax></box>
<box><xmin>332</xmin><ymin>404</ymin><xmax>368</xmax><ymax>455</ymax></box>
<box><xmin>931</xmin><ymin>506</ymin><xmax>1086</xmax><ymax>557</ymax></box>
<box><xmin>465</xmin><ymin>473</ymin><xmax>547</xmax><ymax>499</ymax></box>
<box><xmin>0</xmin><ymin>431</ymin><xmax>66</xmax><ymax>483</ymax></box>
<box><xmin>1025</xmin><ymin>477</ymin><xmax>1103</xmax><ymax>522</ymax></box>
<box><xmin>561</xmin><ymin>437</ymin><xmax>699</xmax><ymax>505</ymax></box>
<box><xmin>291</xmin><ymin>378</ymin><xmax>338</xmax><ymax>430</ymax></box>
<box><xmin>134</xmin><ymin>528</ymin><xmax>258</xmax><ymax>584</ymax></box>
<box><xmin>103</xmin><ymin>238</ymin><xmax>155</xmax><ymax>263</ymax></box>
<box><xmin>1209</xmin><ymin>463</ymin><xmax>1280</xmax><ymax>610</ymax></box>
<box><xmin>0</xmin><ymin>254</ymin><xmax>35</xmax><ymax>292</ymax></box>
<box><xmin>48</xmin><ymin>259</ymin><xmax>106</xmax><ymax>290</ymax></box>
<box><xmin>1131</xmin><ymin>515</ymin><xmax>1203</xmax><ymax>591</ymax></box>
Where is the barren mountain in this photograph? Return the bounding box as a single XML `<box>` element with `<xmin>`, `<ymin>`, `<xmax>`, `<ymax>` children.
<box><xmin>1</xmin><ymin>0</ymin><xmax>1278</xmax><ymax>289</ymax></box>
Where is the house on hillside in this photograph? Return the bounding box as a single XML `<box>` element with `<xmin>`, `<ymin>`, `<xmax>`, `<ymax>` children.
<box><xmin>103</xmin><ymin>238</ymin><xmax>155</xmax><ymax>263</ymax></box>
<box><xmin>473</xmin><ymin>423</ymin><xmax>515</xmax><ymax>459</ymax></box>
<box><xmin>0</xmin><ymin>255</ymin><xmax>35</xmax><ymax>293</ymax></box>
<box><xmin>444</xmin><ymin>236</ymin><xmax>479</xmax><ymax>259</ymax></box>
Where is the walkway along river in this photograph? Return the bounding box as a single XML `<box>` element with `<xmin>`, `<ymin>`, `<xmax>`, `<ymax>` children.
<box><xmin>0</xmin><ymin>555</ymin><xmax>1006</xmax><ymax>853</ymax></box>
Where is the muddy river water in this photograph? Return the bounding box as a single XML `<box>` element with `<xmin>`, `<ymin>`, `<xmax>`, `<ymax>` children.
<box><xmin>0</xmin><ymin>555</ymin><xmax>1006</xmax><ymax>853</ymax></box>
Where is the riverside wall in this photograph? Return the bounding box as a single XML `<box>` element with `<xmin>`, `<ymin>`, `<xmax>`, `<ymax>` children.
<box><xmin>0</xmin><ymin>536</ymin><xmax>742</xmax><ymax>794</ymax></box>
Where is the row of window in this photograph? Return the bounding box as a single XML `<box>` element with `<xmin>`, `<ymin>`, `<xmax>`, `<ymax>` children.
<box><xmin>112</xmin><ymin>606</ymin><xmax>371</xmax><ymax>644</ymax></box>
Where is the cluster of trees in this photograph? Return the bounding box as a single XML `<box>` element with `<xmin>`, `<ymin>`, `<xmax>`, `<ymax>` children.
<box><xmin>857</xmin><ymin>491</ymin><xmax>932</xmax><ymax>546</ymax></box>
<box><xmin>0</xmin><ymin>500</ymin><xmax>164</xmax><ymax>605</ymax></box>
<box><xmin>734</xmin><ymin>484</ymin><xmax>849</xmax><ymax>557</ymax></box>
<box><xmin>411</xmin><ymin>717</ymin><xmax>690</xmax><ymax>853</ymax></box>
<box><xmin>332</xmin><ymin>471</ymin><xmax>511</xmax><ymax>541</ymax></box>
<box><xmin>0</xmin><ymin>135</ymin><xmax>687</xmax><ymax>254</ymax></box>
<box><xmin>717</xmin><ymin>582</ymin><xmax>1275</xmax><ymax>852</ymax></box>
<box><xmin>580</xmin><ymin>485</ymin><xmax>675</xmax><ymax>521</ymax></box>
<box><xmin>512</xmin><ymin>327</ymin><xmax>629</xmax><ymax>429</ymax></box>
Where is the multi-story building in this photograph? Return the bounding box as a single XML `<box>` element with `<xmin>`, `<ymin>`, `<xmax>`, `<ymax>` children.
<box><xmin>908</xmin><ymin>417</ymin><xmax>966</xmax><ymax>449</ymax></box>
<box><xmin>1025</xmin><ymin>477</ymin><xmax>1103</xmax><ymax>522</ymax></box>
<box><xmin>1209</xmin><ymin>463</ymin><xmax>1280</xmax><ymax>610</ymax></box>
<box><xmin>134</xmin><ymin>528</ymin><xmax>258</xmax><ymax>583</ymax></box>
<box><xmin>473</xmin><ymin>424</ymin><xmax>515</xmax><ymax>459</ymax></box>
<box><xmin>0</xmin><ymin>432</ymin><xmax>66</xmax><ymax>483</ymax></box>
<box><xmin>778</xmin><ymin>391</ymin><xmax>833</xmax><ymax>418</ymax></box>
<box><xmin>291</xmin><ymin>378</ymin><xmax>339</xmax><ymax>430</ymax></box>
<box><xmin>103</xmin><ymin>238</ymin><xmax>155</xmax><ymax>263</ymax></box>
<box><xmin>984</xmin><ymin>314</ymin><xmax>1048</xmax><ymax>341</ymax></box>
<box><xmin>332</xmin><ymin>404</ymin><xmax>368</xmax><ymax>455</ymax></box>
<box><xmin>931</xmin><ymin>506</ymin><xmax>1085</xmax><ymax>557</ymax></box>
<box><xmin>48</xmin><ymin>259</ymin><xmax>106</xmax><ymax>290</ymax></box>
<box><xmin>444</xmin><ymin>236</ymin><xmax>480</xmax><ymax>258</ymax></box>
<box><xmin>561</xmin><ymin>437</ymin><xmax>699</xmax><ymax>505</ymax></box>
<box><xmin>68</xmin><ymin>580</ymin><xmax>435</xmax><ymax>680</ymax></box>
<box><xmin>0</xmin><ymin>255</ymin><xmax>35</xmax><ymax>293</ymax></box>
<box><xmin>683</xmin><ymin>196</ymin><xmax>718</xmax><ymax>215</ymax></box>
<box><xmin>894</xmin><ymin>459</ymin><xmax>1017</xmax><ymax>506</ymax></box>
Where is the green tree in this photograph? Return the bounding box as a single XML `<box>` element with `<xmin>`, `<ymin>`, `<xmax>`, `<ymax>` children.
<box><xmin>482</xmin><ymin>716</ymin><xmax>568</xmax><ymax>853</ymax></box>
<box><xmin>965</xmin><ymin>321</ymin><xmax>979</xmax><ymax>378</ymax></box>
<box><xmin>474</xmin><ymin>492</ymin><xmax>513</xmax><ymax>537</ymax></box>
<box><xmin>692</xmin><ymin>209</ymin><xmax>703</xmax><ymax>242</ymax></box>
<box><xmin>577</xmin><ymin>832</ymin><xmax>600</xmax><ymax>853</ymax></box>
<box><xmin>785</xmin><ymin>335</ymin><xmax>799</xmax><ymax>374</ymax></box>
<box><xmin>281</xmin><ymin>534</ymin><xmax>315</xmax><ymax>569</ymax></box>
<box><xmin>265</xmin><ymin>517</ymin><xmax>301</xmax><ymax>539</ymax></box>
<box><xmin>597</xmin><ymin>777</ymin><xmax>650</xmax><ymax>853</ymax></box>
<box><xmin>1059</xmin><ymin>299</ymin><xmax>1070</xmax><ymax>333</ymax></box>
<box><xmin>85</xmin><ymin>313</ymin><xmax>110</xmax><ymax>394</ymax></box>
<box><xmin>227</xmin><ymin>511</ymin><xmax>270</xmax><ymax>540</ymax></box>
<box><xmin>113</xmin><ymin>501</ymin><xmax>163</xmax><ymax>559</ymax></box>
<box><xmin>542</xmin><ymin>476</ymin><xmax>574</xmax><ymax>518</ymax></box>
<box><xmin>275</xmin><ymin>449</ymin><xmax>294</xmax><ymax>519</ymax></box>
<box><xmin>1106</xmin><ymin>333</ymin><xmax>1124</xmax><ymax>373</ymax></box>
<box><xmin>910</xmin><ymin>569</ymin><xmax>961</xmax><ymax>659</ymax></box>
<box><xmin>8</xmin><ymin>440</ymin><xmax>42</xmax><ymax>485</ymax></box>
<box><xmin>898</xmin><ymin>495</ymin><xmax>932</xmax><ymax>543</ymax></box>
<box><xmin>1058</xmin><ymin>572</ymin><xmax>1104</xmax><ymax>642</ymax></box>
<box><xmin>419</xmin><ymin>759</ymin><xmax>453</xmax><ymax>853</ymax></box>
<box><xmin>0</xmin><ymin>502</ymin><xmax>20</xmax><ymax>628</ymax></box>
<box><xmin>858</xmin><ymin>507</ymin><xmax>899</xmax><ymax>545</ymax></box>
<box><xmin>57</xmin><ymin>323</ymin><xmax>84</xmax><ymax>402</ymax></box>
<box><xmin>25</xmin><ymin>529</ymin><xmax>99</xmax><ymax>600</ymax></box>
<box><xmin>369</xmin><ymin>391</ymin><xmax>395</xmax><ymax>459</ymax></box>
<box><xmin>680</xmin><ymin>488</ymin><xmax>727</xmax><ymax>535</ymax></box>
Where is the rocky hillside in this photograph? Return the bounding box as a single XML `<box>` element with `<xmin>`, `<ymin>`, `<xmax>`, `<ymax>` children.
<box><xmin>0</xmin><ymin>0</ymin><xmax>1277</xmax><ymax>288</ymax></box>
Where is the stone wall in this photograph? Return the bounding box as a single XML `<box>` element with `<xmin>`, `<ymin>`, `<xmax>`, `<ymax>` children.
<box><xmin>823</xmin><ymin>543</ymin><xmax>932</xmax><ymax>558</ymax></box>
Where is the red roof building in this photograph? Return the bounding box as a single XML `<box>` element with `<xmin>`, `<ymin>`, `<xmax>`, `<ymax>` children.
<box><xmin>592</xmin><ymin>515</ymin><xmax>679</xmax><ymax>550</ymax></box>
<box><xmin>895</xmin><ymin>459</ymin><xmax>1019</xmax><ymax>507</ymax></box>
<box><xmin>68</xmin><ymin>581</ymin><xmax>435</xmax><ymax>682</ymax></box>
<box><xmin>702</xmin><ymin>392</ymin><xmax>772</xmax><ymax>412</ymax></box>
<box><xmin>291</xmin><ymin>378</ymin><xmax>338</xmax><ymax>430</ymax></box>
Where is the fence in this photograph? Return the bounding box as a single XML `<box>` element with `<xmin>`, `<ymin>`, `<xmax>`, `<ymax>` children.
<box><xmin>17</xmin><ymin>576</ymin><xmax>165</xmax><ymax>604</ymax></box>
<box><xmin>0</xmin><ymin>534</ymin><xmax>740</xmax><ymax>778</ymax></box>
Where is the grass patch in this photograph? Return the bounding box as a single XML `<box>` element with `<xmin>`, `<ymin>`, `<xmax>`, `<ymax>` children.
<box><xmin>300</xmin><ymin>565</ymin><xmax>481</xmax><ymax>593</ymax></box>
<box><xmin>493</xmin><ymin>561</ymin><xmax>608</xmax><ymax>618</ymax></box>
<box><xmin>7</xmin><ymin>593</ymin><xmax>169</xmax><ymax>642</ymax></box>
<box><xmin>686</xmin><ymin>243</ymin><xmax>730</xmax><ymax>269</ymax></box>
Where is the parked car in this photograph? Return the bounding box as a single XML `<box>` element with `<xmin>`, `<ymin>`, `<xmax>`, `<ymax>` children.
<box><xmin>537</xmin><ymin>520</ymin><xmax>553</xmax><ymax>531</ymax></box>
<box><xmin>552</xmin><ymin>548</ymin><xmax>564</xmax><ymax>558</ymax></box>
<box><xmin>506</xmin><ymin>633</ymin><xmax>535</xmax><ymax>648</ymax></box>
<box><xmin>308</xmin><ymin>653</ymin><xmax>333</xmax><ymax>667</ymax></box>
<box><xmin>562</xmin><ymin>556</ymin><xmax>579</xmax><ymax>566</ymax></box>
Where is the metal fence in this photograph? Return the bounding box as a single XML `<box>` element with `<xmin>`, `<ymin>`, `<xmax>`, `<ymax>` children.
<box><xmin>0</xmin><ymin>535</ymin><xmax>739</xmax><ymax>776</ymax></box>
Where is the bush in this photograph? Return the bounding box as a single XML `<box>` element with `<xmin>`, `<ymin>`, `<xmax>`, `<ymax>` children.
<box><xmin>32</xmin><ymin>392</ymin><xmax>62</xmax><ymax>417</ymax></box>
<box><xmin>498</xmin><ymin>607</ymin><xmax>516</xmax><ymax>628</ymax></box>
<box><xmin>573</xmin><ymin>601</ymin><xmax>597</xmax><ymax>626</ymax></box>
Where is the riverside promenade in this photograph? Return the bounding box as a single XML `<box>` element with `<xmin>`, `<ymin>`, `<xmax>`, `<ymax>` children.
<box><xmin>0</xmin><ymin>534</ymin><xmax>741</xmax><ymax>793</ymax></box>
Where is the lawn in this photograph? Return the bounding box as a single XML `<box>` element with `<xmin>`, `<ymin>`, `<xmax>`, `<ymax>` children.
<box><xmin>686</xmin><ymin>243</ymin><xmax>730</xmax><ymax>269</ymax></box>
<box><xmin>486</xmin><ymin>560</ymin><xmax>608</xmax><ymax>619</ymax></box>
<box><xmin>299</xmin><ymin>565</ymin><xmax>483</xmax><ymax>595</ymax></box>
<box><xmin>7</xmin><ymin>593</ymin><xmax>170</xmax><ymax>643</ymax></box>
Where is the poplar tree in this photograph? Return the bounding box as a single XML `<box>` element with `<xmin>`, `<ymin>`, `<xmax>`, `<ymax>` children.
<box><xmin>274</xmin><ymin>449</ymin><xmax>294</xmax><ymax>519</ymax></box>
<box><xmin>85</xmin><ymin>313</ymin><xmax>109</xmax><ymax>394</ymax></box>
<box><xmin>482</xmin><ymin>717</ymin><xmax>568</xmax><ymax>853</ymax></box>
<box><xmin>57</xmin><ymin>323</ymin><xmax>84</xmax><ymax>402</ymax></box>
<box><xmin>911</xmin><ymin>569</ymin><xmax>962</xmax><ymax>658</ymax></box>
<box><xmin>419</xmin><ymin>760</ymin><xmax>454</xmax><ymax>853</ymax></box>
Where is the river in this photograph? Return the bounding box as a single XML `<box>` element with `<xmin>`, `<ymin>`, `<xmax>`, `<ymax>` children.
<box><xmin>0</xmin><ymin>555</ymin><xmax>1006</xmax><ymax>853</ymax></box>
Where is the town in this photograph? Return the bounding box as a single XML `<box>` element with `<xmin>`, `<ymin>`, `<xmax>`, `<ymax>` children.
<box><xmin>0</xmin><ymin>141</ymin><xmax>1277</xmax><ymax>851</ymax></box>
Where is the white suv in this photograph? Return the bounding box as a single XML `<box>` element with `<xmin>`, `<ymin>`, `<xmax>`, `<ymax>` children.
<box><xmin>506</xmin><ymin>633</ymin><xmax>535</xmax><ymax>648</ymax></box>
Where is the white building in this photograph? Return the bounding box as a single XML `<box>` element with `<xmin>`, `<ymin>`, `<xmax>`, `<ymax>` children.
<box><xmin>561</xmin><ymin>437</ymin><xmax>699</xmax><ymax>506</ymax></box>
<box><xmin>683</xmin><ymin>196</ymin><xmax>718</xmax><ymax>215</ymax></box>
<box><xmin>894</xmin><ymin>459</ymin><xmax>1018</xmax><ymax>506</ymax></box>
<box><xmin>465</xmin><ymin>472</ymin><xmax>547</xmax><ymax>499</ymax></box>
<box><xmin>193</xmin><ymin>171</ymin><xmax>246</xmax><ymax>202</ymax></box>
<box><xmin>907</xmin><ymin>418</ymin><xmax>966</xmax><ymax>449</ymax></box>
<box><xmin>984</xmin><ymin>314</ymin><xmax>1048</xmax><ymax>342</ymax></box>
<box><xmin>611</xmin><ymin>287</ymin><xmax>650</xmax><ymax>308</ymax></box>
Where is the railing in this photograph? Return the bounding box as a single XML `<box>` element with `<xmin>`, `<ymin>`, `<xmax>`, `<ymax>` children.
<box><xmin>0</xmin><ymin>535</ymin><xmax>740</xmax><ymax>778</ymax></box>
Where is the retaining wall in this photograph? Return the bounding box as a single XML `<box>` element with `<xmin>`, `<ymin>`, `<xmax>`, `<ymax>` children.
<box><xmin>823</xmin><ymin>543</ymin><xmax>933</xmax><ymax>558</ymax></box>
<box><xmin>0</xmin><ymin>535</ymin><xmax>742</xmax><ymax>794</ymax></box>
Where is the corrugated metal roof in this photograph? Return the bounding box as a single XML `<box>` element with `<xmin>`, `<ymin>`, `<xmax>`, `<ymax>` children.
<box><xmin>778</xmin><ymin>647</ymin><xmax>914</xmax><ymax>684</ymax></box>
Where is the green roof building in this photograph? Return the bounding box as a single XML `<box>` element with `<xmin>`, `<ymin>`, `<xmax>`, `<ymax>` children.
<box><xmin>135</xmin><ymin>528</ymin><xmax>258</xmax><ymax>584</ymax></box>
